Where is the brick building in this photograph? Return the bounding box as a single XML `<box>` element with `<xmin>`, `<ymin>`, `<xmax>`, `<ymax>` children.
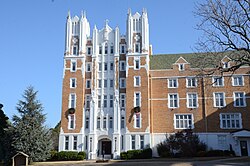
<box><xmin>59</xmin><ymin>9</ymin><xmax>250</xmax><ymax>158</ymax></box>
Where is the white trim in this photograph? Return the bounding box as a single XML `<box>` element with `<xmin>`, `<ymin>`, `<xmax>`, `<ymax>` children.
<box><xmin>232</xmin><ymin>75</ymin><xmax>244</xmax><ymax>86</ymax></box>
<box><xmin>120</xmin><ymin>61</ymin><xmax>126</xmax><ymax>71</ymax></box>
<box><xmin>168</xmin><ymin>93</ymin><xmax>179</xmax><ymax>108</ymax></box>
<box><xmin>186</xmin><ymin>92</ymin><xmax>198</xmax><ymax>108</ymax></box>
<box><xmin>68</xmin><ymin>93</ymin><xmax>76</xmax><ymax>108</ymax></box>
<box><xmin>213</xmin><ymin>92</ymin><xmax>226</xmax><ymax>108</ymax></box>
<box><xmin>86</xmin><ymin>79</ymin><xmax>91</xmax><ymax>89</ymax></box>
<box><xmin>212</xmin><ymin>76</ymin><xmax>224</xmax><ymax>87</ymax></box>
<box><xmin>70</xmin><ymin>78</ymin><xmax>77</xmax><ymax>88</ymax></box>
<box><xmin>174</xmin><ymin>113</ymin><xmax>194</xmax><ymax>129</ymax></box>
<box><xmin>68</xmin><ymin>114</ymin><xmax>76</xmax><ymax>130</ymax></box>
<box><xmin>134</xmin><ymin>91</ymin><xmax>141</xmax><ymax>107</ymax></box>
<box><xmin>134</xmin><ymin>57</ymin><xmax>140</xmax><ymax>70</ymax></box>
<box><xmin>120</xmin><ymin>78</ymin><xmax>126</xmax><ymax>88</ymax></box>
<box><xmin>219</xmin><ymin>113</ymin><xmax>242</xmax><ymax>129</ymax></box>
<box><xmin>86</xmin><ymin>62</ymin><xmax>92</xmax><ymax>72</ymax></box>
<box><xmin>168</xmin><ymin>78</ymin><xmax>178</xmax><ymax>88</ymax></box>
<box><xmin>233</xmin><ymin>92</ymin><xmax>246</xmax><ymax>107</ymax></box>
<box><xmin>186</xmin><ymin>77</ymin><xmax>197</xmax><ymax>88</ymax></box>
<box><xmin>133</xmin><ymin>113</ymin><xmax>142</xmax><ymax>129</ymax></box>
<box><xmin>134</xmin><ymin>76</ymin><xmax>141</xmax><ymax>87</ymax></box>
<box><xmin>70</xmin><ymin>60</ymin><xmax>77</xmax><ymax>72</ymax></box>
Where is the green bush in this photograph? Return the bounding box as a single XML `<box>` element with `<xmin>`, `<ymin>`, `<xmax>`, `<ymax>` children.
<box><xmin>121</xmin><ymin>148</ymin><xmax>152</xmax><ymax>160</ymax></box>
<box><xmin>49</xmin><ymin>151</ymin><xmax>86</xmax><ymax>161</ymax></box>
<box><xmin>206</xmin><ymin>150</ymin><xmax>224</xmax><ymax>157</ymax></box>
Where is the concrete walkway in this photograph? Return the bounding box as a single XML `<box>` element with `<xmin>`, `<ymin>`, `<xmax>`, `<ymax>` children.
<box><xmin>32</xmin><ymin>157</ymin><xmax>250</xmax><ymax>166</ymax></box>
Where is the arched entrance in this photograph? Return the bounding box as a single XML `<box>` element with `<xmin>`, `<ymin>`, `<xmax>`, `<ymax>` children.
<box><xmin>98</xmin><ymin>137</ymin><xmax>112</xmax><ymax>159</ymax></box>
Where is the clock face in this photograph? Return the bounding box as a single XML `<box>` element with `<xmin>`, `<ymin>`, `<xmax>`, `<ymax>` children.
<box><xmin>73</xmin><ymin>38</ymin><xmax>78</xmax><ymax>43</ymax></box>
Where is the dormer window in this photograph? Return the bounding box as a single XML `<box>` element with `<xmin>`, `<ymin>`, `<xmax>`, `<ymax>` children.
<box><xmin>179</xmin><ymin>64</ymin><xmax>185</xmax><ymax>71</ymax></box>
<box><xmin>223</xmin><ymin>62</ymin><xmax>230</xmax><ymax>69</ymax></box>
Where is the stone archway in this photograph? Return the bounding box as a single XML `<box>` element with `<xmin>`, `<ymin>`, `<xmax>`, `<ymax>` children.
<box><xmin>98</xmin><ymin>136</ymin><xmax>112</xmax><ymax>159</ymax></box>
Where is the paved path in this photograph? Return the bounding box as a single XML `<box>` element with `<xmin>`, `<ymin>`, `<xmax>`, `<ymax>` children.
<box><xmin>33</xmin><ymin>157</ymin><xmax>250</xmax><ymax>166</ymax></box>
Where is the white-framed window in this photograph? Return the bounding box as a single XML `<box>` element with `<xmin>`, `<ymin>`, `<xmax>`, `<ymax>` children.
<box><xmin>71</xmin><ymin>61</ymin><xmax>77</xmax><ymax>72</ymax></box>
<box><xmin>213</xmin><ymin>92</ymin><xmax>225</xmax><ymax>107</ymax></box>
<box><xmin>134</xmin><ymin>113</ymin><xmax>141</xmax><ymax>128</ymax></box>
<box><xmin>104</xmin><ymin>79</ymin><xmax>108</xmax><ymax>88</ymax></box>
<box><xmin>103</xmin><ymin>117</ymin><xmax>107</xmax><ymax>129</ymax></box>
<box><xmin>220</xmin><ymin>113</ymin><xmax>242</xmax><ymax>129</ymax></box>
<box><xmin>87</xmin><ymin>47</ymin><xmax>92</xmax><ymax>55</ymax></box>
<box><xmin>98</xmin><ymin>79</ymin><xmax>102</xmax><ymax>88</ymax></box>
<box><xmin>110</xmin><ymin>62</ymin><xmax>114</xmax><ymax>71</ymax></box>
<box><xmin>120</xmin><ymin>61</ymin><xmax>126</xmax><ymax>71</ymax></box>
<box><xmin>86</xmin><ymin>79</ymin><xmax>91</xmax><ymax>89</ymax></box>
<box><xmin>104</xmin><ymin>62</ymin><xmax>108</xmax><ymax>71</ymax></box>
<box><xmin>121</xmin><ymin>135</ymin><xmax>124</xmax><ymax>150</ymax></box>
<box><xmin>104</xmin><ymin>44</ymin><xmax>108</xmax><ymax>54</ymax></box>
<box><xmin>109</xmin><ymin>116</ymin><xmax>113</xmax><ymax>129</ymax></box>
<box><xmin>222</xmin><ymin>62</ymin><xmax>230</xmax><ymax>69</ymax></box>
<box><xmin>168</xmin><ymin>93</ymin><xmax>179</xmax><ymax>108</ymax></box>
<box><xmin>168</xmin><ymin>78</ymin><xmax>178</xmax><ymax>88</ymax></box>
<box><xmin>186</xmin><ymin>77</ymin><xmax>197</xmax><ymax>87</ymax></box>
<box><xmin>99</xmin><ymin>45</ymin><xmax>102</xmax><ymax>54</ymax></box>
<box><xmin>110</xmin><ymin>45</ymin><xmax>114</xmax><ymax>54</ymax></box>
<box><xmin>134</xmin><ymin>92</ymin><xmax>141</xmax><ymax>107</ymax></box>
<box><xmin>134</xmin><ymin>76</ymin><xmax>141</xmax><ymax>87</ymax></box>
<box><xmin>234</xmin><ymin>92</ymin><xmax>246</xmax><ymax>107</ymax></box>
<box><xmin>174</xmin><ymin>114</ymin><xmax>194</xmax><ymax>129</ymax></box>
<box><xmin>134</xmin><ymin>58</ymin><xmax>140</xmax><ymax>70</ymax></box>
<box><xmin>178</xmin><ymin>64</ymin><xmax>185</xmax><ymax>71</ymax></box>
<box><xmin>98</xmin><ymin>63</ymin><xmax>102</xmax><ymax>72</ymax></box>
<box><xmin>65</xmin><ymin>136</ymin><xmax>69</xmax><ymax>150</ymax></box>
<box><xmin>140</xmin><ymin>135</ymin><xmax>144</xmax><ymax>149</ymax></box>
<box><xmin>121</xmin><ymin>116</ymin><xmax>125</xmax><ymax>129</ymax></box>
<box><xmin>73</xmin><ymin>136</ymin><xmax>77</xmax><ymax>150</ymax></box>
<box><xmin>85</xmin><ymin>136</ymin><xmax>88</xmax><ymax>150</ymax></box>
<box><xmin>232</xmin><ymin>76</ymin><xmax>244</xmax><ymax>86</ymax></box>
<box><xmin>187</xmin><ymin>93</ymin><xmax>198</xmax><ymax>108</ymax></box>
<box><xmin>98</xmin><ymin>95</ymin><xmax>101</xmax><ymax>108</ymax></box>
<box><xmin>72</xmin><ymin>45</ymin><xmax>78</xmax><ymax>55</ymax></box>
<box><xmin>218</xmin><ymin>135</ymin><xmax>227</xmax><ymax>150</ymax></box>
<box><xmin>68</xmin><ymin>114</ymin><xmax>75</xmax><ymax>129</ymax></box>
<box><xmin>135</xmin><ymin>43</ymin><xmax>140</xmax><ymax>53</ymax></box>
<box><xmin>131</xmin><ymin>135</ymin><xmax>136</xmax><ymax>150</ymax></box>
<box><xmin>84</xmin><ymin>96</ymin><xmax>90</xmax><ymax>107</ymax></box>
<box><xmin>86</xmin><ymin>63</ymin><xmax>91</xmax><ymax>72</ymax></box>
<box><xmin>69</xmin><ymin>93</ymin><xmax>76</xmax><ymax>108</ymax></box>
<box><xmin>110</xmin><ymin>79</ymin><xmax>113</xmax><ymax>88</ymax></box>
<box><xmin>120</xmin><ymin>45</ymin><xmax>126</xmax><ymax>54</ymax></box>
<box><xmin>213</xmin><ymin>77</ymin><xmax>224</xmax><ymax>86</ymax></box>
<box><xmin>103</xmin><ymin>95</ymin><xmax>107</xmax><ymax>108</ymax></box>
<box><xmin>97</xmin><ymin>117</ymin><xmax>101</xmax><ymax>129</ymax></box>
<box><xmin>120</xmin><ymin>94</ymin><xmax>126</xmax><ymax>108</ymax></box>
<box><xmin>110</xmin><ymin>95</ymin><xmax>113</xmax><ymax>108</ymax></box>
<box><xmin>120</xmin><ymin>78</ymin><xmax>126</xmax><ymax>88</ymax></box>
<box><xmin>85</xmin><ymin>117</ymin><xmax>89</xmax><ymax>129</ymax></box>
<box><xmin>70</xmin><ymin>78</ymin><xmax>76</xmax><ymax>88</ymax></box>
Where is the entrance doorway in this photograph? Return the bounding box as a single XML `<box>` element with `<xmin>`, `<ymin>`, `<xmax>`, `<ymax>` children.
<box><xmin>240</xmin><ymin>141</ymin><xmax>248</xmax><ymax>156</ymax></box>
<box><xmin>98</xmin><ymin>138</ymin><xmax>112</xmax><ymax>158</ymax></box>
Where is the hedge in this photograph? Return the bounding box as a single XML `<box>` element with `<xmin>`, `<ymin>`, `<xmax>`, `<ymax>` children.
<box><xmin>120</xmin><ymin>148</ymin><xmax>152</xmax><ymax>159</ymax></box>
<box><xmin>49</xmin><ymin>151</ymin><xmax>86</xmax><ymax>161</ymax></box>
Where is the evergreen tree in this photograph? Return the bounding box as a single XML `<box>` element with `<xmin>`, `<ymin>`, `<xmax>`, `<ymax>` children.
<box><xmin>12</xmin><ymin>86</ymin><xmax>52</xmax><ymax>162</ymax></box>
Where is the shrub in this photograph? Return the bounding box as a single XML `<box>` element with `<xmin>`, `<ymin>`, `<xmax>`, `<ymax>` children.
<box><xmin>49</xmin><ymin>151</ymin><xmax>86</xmax><ymax>161</ymax></box>
<box><xmin>206</xmin><ymin>150</ymin><xmax>224</xmax><ymax>157</ymax></box>
<box><xmin>120</xmin><ymin>148</ymin><xmax>152</xmax><ymax>159</ymax></box>
<box><xmin>157</xmin><ymin>142</ymin><xmax>171</xmax><ymax>158</ymax></box>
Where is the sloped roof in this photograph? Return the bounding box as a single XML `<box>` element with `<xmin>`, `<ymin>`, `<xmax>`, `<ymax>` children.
<box><xmin>149</xmin><ymin>52</ymin><xmax>226</xmax><ymax>70</ymax></box>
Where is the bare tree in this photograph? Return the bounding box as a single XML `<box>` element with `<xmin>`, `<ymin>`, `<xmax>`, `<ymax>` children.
<box><xmin>194</xmin><ymin>0</ymin><xmax>249</xmax><ymax>74</ymax></box>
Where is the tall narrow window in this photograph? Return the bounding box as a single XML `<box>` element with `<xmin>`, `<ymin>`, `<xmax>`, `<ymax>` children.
<box><xmin>121</xmin><ymin>45</ymin><xmax>125</xmax><ymax>54</ymax></box>
<box><xmin>104</xmin><ymin>63</ymin><xmax>108</xmax><ymax>71</ymax></box>
<box><xmin>109</xmin><ymin>117</ymin><xmax>113</xmax><ymax>129</ymax></box>
<box><xmin>140</xmin><ymin>135</ymin><xmax>144</xmax><ymax>149</ymax></box>
<box><xmin>120</xmin><ymin>94</ymin><xmax>126</xmax><ymax>108</ymax></box>
<box><xmin>85</xmin><ymin>96</ymin><xmax>90</xmax><ymax>110</ymax></box>
<box><xmin>187</xmin><ymin>93</ymin><xmax>198</xmax><ymax>108</ymax></box>
<box><xmin>87</xmin><ymin>47</ymin><xmax>91</xmax><ymax>55</ymax></box>
<box><xmin>73</xmin><ymin>136</ymin><xmax>77</xmax><ymax>150</ymax></box>
<box><xmin>121</xmin><ymin>116</ymin><xmax>125</xmax><ymax>129</ymax></box>
<box><xmin>135</xmin><ymin>92</ymin><xmax>141</xmax><ymax>107</ymax></box>
<box><xmin>86</xmin><ymin>63</ymin><xmax>91</xmax><ymax>72</ymax></box>
<box><xmin>73</xmin><ymin>46</ymin><xmax>78</xmax><ymax>55</ymax></box>
<box><xmin>104</xmin><ymin>79</ymin><xmax>108</xmax><ymax>88</ymax></box>
<box><xmin>65</xmin><ymin>136</ymin><xmax>69</xmax><ymax>150</ymax></box>
<box><xmin>131</xmin><ymin>135</ymin><xmax>135</xmax><ymax>150</ymax></box>
<box><xmin>69</xmin><ymin>94</ymin><xmax>76</xmax><ymax>108</ymax></box>
<box><xmin>71</xmin><ymin>61</ymin><xmax>76</xmax><ymax>72</ymax></box>
<box><xmin>168</xmin><ymin>93</ymin><xmax>179</xmax><ymax>108</ymax></box>
<box><xmin>99</xmin><ymin>46</ymin><xmax>102</xmax><ymax>54</ymax></box>
<box><xmin>110</xmin><ymin>46</ymin><xmax>114</xmax><ymax>54</ymax></box>
<box><xmin>110</xmin><ymin>79</ymin><xmax>113</xmax><ymax>88</ymax></box>
<box><xmin>86</xmin><ymin>80</ymin><xmax>91</xmax><ymax>89</ymax></box>
<box><xmin>121</xmin><ymin>135</ymin><xmax>124</xmax><ymax>150</ymax></box>
<box><xmin>68</xmin><ymin>114</ymin><xmax>75</xmax><ymax>129</ymax></box>
<box><xmin>134</xmin><ymin>76</ymin><xmax>141</xmax><ymax>87</ymax></box>
<box><xmin>98</xmin><ymin>95</ymin><xmax>101</xmax><ymax>108</ymax></box>
<box><xmin>214</xmin><ymin>92</ymin><xmax>225</xmax><ymax>107</ymax></box>
<box><xmin>234</xmin><ymin>92</ymin><xmax>246</xmax><ymax>107</ymax></box>
<box><xmin>97</xmin><ymin>117</ymin><xmax>101</xmax><ymax>129</ymax></box>
<box><xmin>103</xmin><ymin>95</ymin><xmax>107</xmax><ymax>108</ymax></box>
<box><xmin>110</xmin><ymin>62</ymin><xmax>114</xmax><ymax>70</ymax></box>
<box><xmin>85</xmin><ymin>117</ymin><xmax>89</xmax><ymax>129</ymax></box>
<box><xmin>120</xmin><ymin>61</ymin><xmax>126</xmax><ymax>71</ymax></box>
<box><xmin>98</xmin><ymin>79</ymin><xmax>102</xmax><ymax>88</ymax></box>
<box><xmin>98</xmin><ymin>63</ymin><xmax>102</xmax><ymax>72</ymax></box>
<box><xmin>135</xmin><ymin>43</ymin><xmax>140</xmax><ymax>53</ymax></box>
<box><xmin>110</xmin><ymin>95</ymin><xmax>113</xmax><ymax>108</ymax></box>
<box><xmin>134</xmin><ymin>59</ymin><xmax>140</xmax><ymax>70</ymax></box>
<box><xmin>120</xmin><ymin>78</ymin><xmax>126</xmax><ymax>88</ymax></box>
<box><xmin>70</xmin><ymin>78</ymin><xmax>76</xmax><ymax>88</ymax></box>
<box><xmin>103</xmin><ymin>117</ymin><xmax>107</xmax><ymax>129</ymax></box>
<box><xmin>105</xmin><ymin>45</ymin><xmax>108</xmax><ymax>54</ymax></box>
<box><xmin>135</xmin><ymin>113</ymin><xmax>141</xmax><ymax>128</ymax></box>
<box><xmin>85</xmin><ymin>136</ymin><xmax>88</xmax><ymax>150</ymax></box>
